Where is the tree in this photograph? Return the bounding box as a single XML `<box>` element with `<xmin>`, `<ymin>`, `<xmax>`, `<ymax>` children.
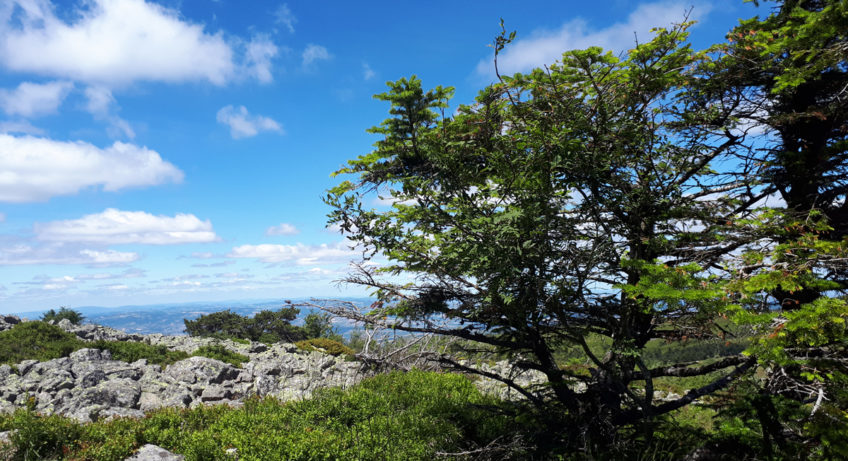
<box><xmin>303</xmin><ymin>311</ymin><xmax>341</xmax><ymax>340</ymax></box>
<box><xmin>698</xmin><ymin>0</ymin><xmax>848</xmax><ymax>455</ymax></box>
<box><xmin>41</xmin><ymin>307</ymin><xmax>84</xmax><ymax>325</ymax></box>
<box><xmin>324</xmin><ymin>22</ymin><xmax>753</xmax><ymax>453</ymax></box>
<box><xmin>184</xmin><ymin>307</ymin><xmax>306</xmax><ymax>343</ymax></box>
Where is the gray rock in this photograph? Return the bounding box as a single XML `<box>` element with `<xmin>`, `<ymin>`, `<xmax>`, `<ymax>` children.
<box><xmin>70</xmin><ymin>348</ymin><xmax>112</xmax><ymax>362</ymax></box>
<box><xmin>164</xmin><ymin>357</ymin><xmax>239</xmax><ymax>385</ymax></box>
<box><xmin>124</xmin><ymin>444</ymin><xmax>185</xmax><ymax>461</ymax></box>
<box><xmin>200</xmin><ymin>385</ymin><xmax>231</xmax><ymax>402</ymax></box>
<box><xmin>0</xmin><ymin>430</ymin><xmax>12</xmax><ymax>444</ymax></box>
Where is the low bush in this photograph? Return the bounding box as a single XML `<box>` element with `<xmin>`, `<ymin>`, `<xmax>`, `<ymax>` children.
<box><xmin>0</xmin><ymin>371</ymin><xmax>514</xmax><ymax>461</ymax></box>
<box><xmin>192</xmin><ymin>345</ymin><xmax>248</xmax><ymax>368</ymax></box>
<box><xmin>91</xmin><ymin>340</ymin><xmax>190</xmax><ymax>367</ymax></box>
<box><xmin>295</xmin><ymin>338</ymin><xmax>355</xmax><ymax>358</ymax></box>
<box><xmin>0</xmin><ymin>321</ymin><xmax>85</xmax><ymax>365</ymax></box>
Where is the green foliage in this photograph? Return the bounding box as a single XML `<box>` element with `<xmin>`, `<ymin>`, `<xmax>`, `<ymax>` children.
<box><xmin>0</xmin><ymin>371</ymin><xmax>514</xmax><ymax>461</ymax></box>
<box><xmin>91</xmin><ymin>340</ymin><xmax>190</xmax><ymax>367</ymax></box>
<box><xmin>191</xmin><ymin>345</ymin><xmax>248</xmax><ymax>368</ymax></box>
<box><xmin>0</xmin><ymin>322</ymin><xmax>189</xmax><ymax>368</ymax></box>
<box><xmin>183</xmin><ymin>307</ymin><xmax>306</xmax><ymax>344</ymax></box>
<box><xmin>0</xmin><ymin>321</ymin><xmax>85</xmax><ymax>365</ymax></box>
<box><xmin>302</xmin><ymin>311</ymin><xmax>341</xmax><ymax>341</ymax></box>
<box><xmin>6</xmin><ymin>405</ymin><xmax>83</xmax><ymax>461</ymax></box>
<box><xmin>40</xmin><ymin>307</ymin><xmax>85</xmax><ymax>325</ymax></box>
<box><xmin>295</xmin><ymin>338</ymin><xmax>355</xmax><ymax>358</ymax></box>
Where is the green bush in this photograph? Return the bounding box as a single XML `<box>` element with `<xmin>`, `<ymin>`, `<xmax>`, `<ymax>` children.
<box><xmin>91</xmin><ymin>340</ymin><xmax>190</xmax><ymax>367</ymax></box>
<box><xmin>0</xmin><ymin>321</ymin><xmax>85</xmax><ymax>365</ymax></box>
<box><xmin>40</xmin><ymin>307</ymin><xmax>85</xmax><ymax>325</ymax></box>
<box><xmin>192</xmin><ymin>345</ymin><xmax>248</xmax><ymax>368</ymax></box>
<box><xmin>0</xmin><ymin>371</ymin><xmax>514</xmax><ymax>461</ymax></box>
<box><xmin>295</xmin><ymin>338</ymin><xmax>355</xmax><ymax>358</ymax></box>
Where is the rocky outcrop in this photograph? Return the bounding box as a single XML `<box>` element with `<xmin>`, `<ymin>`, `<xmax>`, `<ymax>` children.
<box><xmin>0</xmin><ymin>334</ymin><xmax>367</xmax><ymax>422</ymax></box>
<box><xmin>0</xmin><ymin>318</ymin><xmax>552</xmax><ymax>423</ymax></box>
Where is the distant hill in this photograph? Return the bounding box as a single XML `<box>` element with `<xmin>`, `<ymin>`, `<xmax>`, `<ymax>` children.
<box><xmin>18</xmin><ymin>298</ymin><xmax>371</xmax><ymax>336</ymax></box>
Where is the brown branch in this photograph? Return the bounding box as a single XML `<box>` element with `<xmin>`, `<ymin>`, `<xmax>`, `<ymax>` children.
<box><xmin>647</xmin><ymin>355</ymin><xmax>749</xmax><ymax>378</ymax></box>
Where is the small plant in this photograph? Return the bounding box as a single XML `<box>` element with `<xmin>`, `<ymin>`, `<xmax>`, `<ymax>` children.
<box><xmin>192</xmin><ymin>345</ymin><xmax>248</xmax><ymax>368</ymax></box>
<box><xmin>295</xmin><ymin>338</ymin><xmax>355</xmax><ymax>358</ymax></box>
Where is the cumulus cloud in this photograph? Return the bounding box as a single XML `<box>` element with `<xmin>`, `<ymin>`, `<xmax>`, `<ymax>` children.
<box><xmin>243</xmin><ymin>35</ymin><xmax>278</xmax><ymax>83</ymax></box>
<box><xmin>302</xmin><ymin>44</ymin><xmax>330</xmax><ymax>68</ymax></box>
<box><xmin>0</xmin><ymin>0</ymin><xmax>235</xmax><ymax>86</ymax></box>
<box><xmin>227</xmin><ymin>242</ymin><xmax>356</xmax><ymax>265</ymax></box>
<box><xmin>0</xmin><ymin>81</ymin><xmax>73</xmax><ymax>117</ymax></box>
<box><xmin>35</xmin><ymin>208</ymin><xmax>219</xmax><ymax>245</ymax></box>
<box><xmin>475</xmin><ymin>1</ymin><xmax>711</xmax><ymax>77</ymax></box>
<box><xmin>0</xmin><ymin>134</ymin><xmax>183</xmax><ymax>202</ymax></box>
<box><xmin>274</xmin><ymin>4</ymin><xmax>297</xmax><ymax>34</ymax></box>
<box><xmin>216</xmin><ymin>105</ymin><xmax>282</xmax><ymax>139</ymax></box>
<box><xmin>265</xmin><ymin>223</ymin><xmax>299</xmax><ymax>236</ymax></box>
<box><xmin>0</xmin><ymin>242</ymin><xmax>138</xmax><ymax>266</ymax></box>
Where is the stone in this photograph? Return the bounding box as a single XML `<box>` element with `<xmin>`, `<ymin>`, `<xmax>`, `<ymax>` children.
<box><xmin>200</xmin><ymin>385</ymin><xmax>231</xmax><ymax>402</ymax></box>
<box><xmin>164</xmin><ymin>357</ymin><xmax>239</xmax><ymax>385</ymax></box>
<box><xmin>124</xmin><ymin>444</ymin><xmax>185</xmax><ymax>461</ymax></box>
<box><xmin>70</xmin><ymin>348</ymin><xmax>112</xmax><ymax>362</ymax></box>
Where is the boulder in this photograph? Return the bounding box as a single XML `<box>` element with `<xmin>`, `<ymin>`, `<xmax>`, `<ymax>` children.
<box><xmin>124</xmin><ymin>444</ymin><xmax>184</xmax><ymax>461</ymax></box>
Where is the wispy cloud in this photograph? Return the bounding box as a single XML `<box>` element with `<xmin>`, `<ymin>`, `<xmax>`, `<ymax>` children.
<box><xmin>274</xmin><ymin>4</ymin><xmax>297</xmax><ymax>34</ymax></box>
<box><xmin>302</xmin><ymin>44</ymin><xmax>330</xmax><ymax>68</ymax></box>
<box><xmin>227</xmin><ymin>241</ymin><xmax>355</xmax><ymax>265</ymax></box>
<box><xmin>475</xmin><ymin>1</ymin><xmax>711</xmax><ymax>78</ymax></box>
<box><xmin>216</xmin><ymin>105</ymin><xmax>282</xmax><ymax>139</ymax></box>
<box><xmin>362</xmin><ymin>62</ymin><xmax>375</xmax><ymax>80</ymax></box>
<box><xmin>265</xmin><ymin>223</ymin><xmax>299</xmax><ymax>236</ymax></box>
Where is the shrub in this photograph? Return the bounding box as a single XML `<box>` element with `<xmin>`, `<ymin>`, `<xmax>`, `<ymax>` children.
<box><xmin>192</xmin><ymin>345</ymin><xmax>248</xmax><ymax>368</ymax></box>
<box><xmin>0</xmin><ymin>321</ymin><xmax>85</xmax><ymax>365</ymax></box>
<box><xmin>90</xmin><ymin>340</ymin><xmax>190</xmax><ymax>367</ymax></box>
<box><xmin>295</xmin><ymin>338</ymin><xmax>355</xmax><ymax>358</ymax></box>
<box><xmin>0</xmin><ymin>371</ymin><xmax>515</xmax><ymax>460</ymax></box>
<box><xmin>40</xmin><ymin>307</ymin><xmax>85</xmax><ymax>325</ymax></box>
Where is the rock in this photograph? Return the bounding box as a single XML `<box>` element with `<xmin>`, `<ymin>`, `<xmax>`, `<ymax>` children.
<box><xmin>124</xmin><ymin>444</ymin><xmax>185</xmax><ymax>461</ymax></box>
<box><xmin>99</xmin><ymin>407</ymin><xmax>145</xmax><ymax>421</ymax></box>
<box><xmin>70</xmin><ymin>348</ymin><xmax>112</xmax><ymax>362</ymax></box>
<box><xmin>0</xmin><ymin>430</ymin><xmax>11</xmax><ymax>444</ymax></box>
<box><xmin>164</xmin><ymin>357</ymin><xmax>239</xmax><ymax>385</ymax></box>
<box><xmin>200</xmin><ymin>385</ymin><xmax>231</xmax><ymax>402</ymax></box>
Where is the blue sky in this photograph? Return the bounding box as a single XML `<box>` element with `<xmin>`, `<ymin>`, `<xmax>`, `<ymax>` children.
<box><xmin>0</xmin><ymin>0</ymin><xmax>760</xmax><ymax>314</ymax></box>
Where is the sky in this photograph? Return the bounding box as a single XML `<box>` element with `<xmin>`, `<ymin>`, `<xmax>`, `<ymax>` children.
<box><xmin>0</xmin><ymin>0</ymin><xmax>763</xmax><ymax>314</ymax></box>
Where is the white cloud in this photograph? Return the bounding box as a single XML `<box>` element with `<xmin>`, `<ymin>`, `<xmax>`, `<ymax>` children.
<box><xmin>274</xmin><ymin>4</ymin><xmax>296</xmax><ymax>34</ymax></box>
<box><xmin>0</xmin><ymin>81</ymin><xmax>73</xmax><ymax>117</ymax></box>
<box><xmin>0</xmin><ymin>0</ymin><xmax>235</xmax><ymax>86</ymax></box>
<box><xmin>265</xmin><ymin>223</ymin><xmax>299</xmax><ymax>236</ymax></box>
<box><xmin>0</xmin><ymin>120</ymin><xmax>45</xmax><ymax>135</ymax></box>
<box><xmin>475</xmin><ymin>1</ymin><xmax>711</xmax><ymax>77</ymax></box>
<box><xmin>244</xmin><ymin>35</ymin><xmax>278</xmax><ymax>83</ymax></box>
<box><xmin>0</xmin><ymin>134</ymin><xmax>183</xmax><ymax>202</ymax></box>
<box><xmin>0</xmin><ymin>242</ymin><xmax>138</xmax><ymax>265</ymax></box>
<box><xmin>227</xmin><ymin>242</ymin><xmax>356</xmax><ymax>265</ymax></box>
<box><xmin>362</xmin><ymin>62</ymin><xmax>375</xmax><ymax>80</ymax></box>
<box><xmin>35</xmin><ymin>208</ymin><xmax>219</xmax><ymax>245</ymax></box>
<box><xmin>302</xmin><ymin>44</ymin><xmax>330</xmax><ymax>68</ymax></box>
<box><xmin>216</xmin><ymin>105</ymin><xmax>282</xmax><ymax>139</ymax></box>
<box><xmin>83</xmin><ymin>86</ymin><xmax>135</xmax><ymax>138</ymax></box>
